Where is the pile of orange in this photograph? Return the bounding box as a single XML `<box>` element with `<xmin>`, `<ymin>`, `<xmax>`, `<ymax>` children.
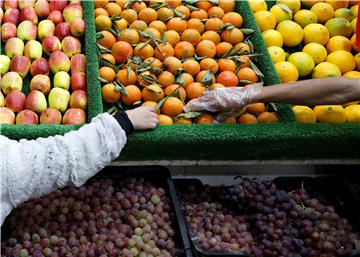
<box><xmin>94</xmin><ymin>0</ymin><xmax>279</xmax><ymax>124</ymax></box>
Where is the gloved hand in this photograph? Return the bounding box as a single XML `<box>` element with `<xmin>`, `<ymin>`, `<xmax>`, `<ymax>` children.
<box><xmin>184</xmin><ymin>83</ymin><xmax>263</xmax><ymax>122</ymax></box>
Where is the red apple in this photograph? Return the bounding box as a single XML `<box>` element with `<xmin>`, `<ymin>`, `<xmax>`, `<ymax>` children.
<box><xmin>70</xmin><ymin>54</ymin><xmax>86</xmax><ymax>73</ymax></box>
<box><xmin>61</xmin><ymin>36</ymin><xmax>81</xmax><ymax>57</ymax></box>
<box><xmin>63</xmin><ymin>3</ymin><xmax>83</xmax><ymax>23</ymax></box>
<box><xmin>5</xmin><ymin>91</ymin><xmax>26</xmax><ymax>112</ymax></box>
<box><xmin>49</xmin><ymin>50</ymin><xmax>71</xmax><ymax>73</ymax></box>
<box><xmin>0</xmin><ymin>72</ymin><xmax>23</xmax><ymax>95</ymax></box>
<box><xmin>4</xmin><ymin>0</ymin><xmax>18</xmax><ymax>10</ymax></box>
<box><xmin>71</xmin><ymin>72</ymin><xmax>86</xmax><ymax>91</ymax></box>
<box><xmin>10</xmin><ymin>55</ymin><xmax>31</xmax><ymax>79</ymax></box>
<box><xmin>3</xmin><ymin>8</ymin><xmax>20</xmax><ymax>25</ymax></box>
<box><xmin>48</xmin><ymin>10</ymin><xmax>63</xmax><ymax>25</ymax></box>
<box><xmin>18</xmin><ymin>0</ymin><xmax>35</xmax><ymax>9</ymax></box>
<box><xmin>30</xmin><ymin>74</ymin><xmax>51</xmax><ymax>94</ymax></box>
<box><xmin>38</xmin><ymin>19</ymin><xmax>55</xmax><ymax>40</ymax></box>
<box><xmin>17</xmin><ymin>20</ymin><xmax>37</xmax><ymax>41</ymax></box>
<box><xmin>25</xmin><ymin>90</ymin><xmax>47</xmax><ymax>113</ymax></box>
<box><xmin>16</xmin><ymin>109</ymin><xmax>38</xmax><ymax>124</ymax></box>
<box><xmin>42</xmin><ymin>35</ymin><xmax>61</xmax><ymax>55</ymax></box>
<box><xmin>0</xmin><ymin>107</ymin><xmax>16</xmax><ymax>124</ymax></box>
<box><xmin>50</xmin><ymin>0</ymin><xmax>68</xmax><ymax>12</ymax></box>
<box><xmin>63</xmin><ymin>108</ymin><xmax>86</xmax><ymax>125</ymax></box>
<box><xmin>31</xmin><ymin>57</ymin><xmax>50</xmax><ymax>76</ymax></box>
<box><xmin>34</xmin><ymin>0</ymin><xmax>50</xmax><ymax>17</ymax></box>
<box><xmin>1</xmin><ymin>22</ymin><xmax>17</xmax><ymax>41</ymax></box>
<box><xmin>54</xmin><ymin>22</ymin><xmax>70</xmax><ymax>41</ymax></box>
<box><xmin>5</xmin><ymin>38</ymin><xmax>24</xmax><ymax>57</ymax></box>
<box><xmin>40</xmin><ymin>108</ymin><xmax>62</xmax><ymax>124</ymax></box>
<box><xmin>70</xmin><ymin>18</ymin><xmax>85</xmax><ymax>36</ymax></box>
<box><xmin>20</xmin><ymin>7</ymin><xmax>38</xmax><ymax>24</ymax></box>
<box><xmin>24</xmin><ymin>40</ymin><xmax>43</xmax><ymax>60</ymax></box>
<box><xmin>70</xmin><ymin>90</ymin><xmax>87</xmax><ymax>110</ymax></box>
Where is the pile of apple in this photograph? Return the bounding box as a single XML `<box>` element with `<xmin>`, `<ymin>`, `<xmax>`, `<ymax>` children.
<box><xmin>0</xmin><ymin>0</ymin><xmax>87</xmax><ymax>125</ymax></box>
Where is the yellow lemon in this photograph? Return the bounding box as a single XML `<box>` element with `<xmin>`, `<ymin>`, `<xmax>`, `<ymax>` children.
<box><xmin>274</xmin><ymin>61</ymin><xmax>299</xmax><ymax>82</ymax></box>
<box><xmin>267</xmin><ymin>46</ymin><xmax>286</xmax><ymax>63</ymax></box>
<box><xmin>343</xmin><ymin>70</ymin><xmax>360</xmax><ymax>78</ymax></box>
<box><xmin>325</xmin><ymin>17</ymin><xmax>353</xmax><ymax>37</ymax></box>
<box><xmin>325</xmin><ymin>0</ymin><xmax>349</xmax><ymax>10</ymax></box>
<box><xmin>292</xmin><ymin>105</ymin><xmax>317</xmax><ymax>123</ymax></box>
<box><xmin>326</xmin><ymin>36</ymin><xmax>352</xmax><ymax>53</ymax></box>
<box><xmin>326</xmin><ymin>50</ymin><xmax>356</xmax><ymax>74</ymax></box>
<box><xmin>351</xmin><ymin>17</ymin><xmax>357</xmax><ymax>32</ymax></box>
<box><xmin>287</xmin><ymin>52</ymin><xmax>315</xmax><ymax>77</ymax></box>
<box><xmin>276</xmin><ymin>0</ymin><xmax>301</xmax><ymax>13</ymax></box>
<box><xmin>345</xmin><ymin>105</ymin><xmax>360</xmax><ymax>122</ymax></box>
<box><xmin>351</xmin><ymin>34</ymin><xmax>360</xmax><ymax>52</ymax></box>
<box><xmin>303</xmin><ymin>23</ymin><xmax>330</xmax><ymax>45</ymax></box>
<box><xmin>314</xmin><ymin>105</ymin><xmax>346</xmax><ymax>123</ymax></box>
<box><xmin>351</xmin><ymin>4</ymin><xmax>358</xmax><ymax>17</ymax></box>
<box><xmin>270</xmin><ymin>5</ymin><xmax>293</xmax><ymax>23</ymax></box>
<box><xmin>294</xmin><ymin>10</ymin><xmax>318</xmax><ymax>28</ymax></box>
<box><xmin>262</xmin><ymin>29</ymin><xmax>284</xmax><ymax>47</ymax></box>
<box><xmin>254</xmin><ymin>11</ymin><xmax>277</xmax><ymax>32</ymax></box>
<box><xmin>248</xmin><ymin>0</ymin><xmax>268</xmax><ymax>13</ymax></box>
<box><xmin>335</xmin><ymin>8</ymin><xmax>355</xmax><ymax>21</ymax></box>
<box><xmin>354</xmin><ymin>52</ymin><xmax>360</xmax><ymax>70</ymax></box>
<box><xmin>303</xmin><ymin>43</ymin><xmax>328</xmax><ymax>64</ymax></box>
<box><xmin>310</xmin><ymin>3</ymin><xmax>335</xmax><ymax>23</ymax></box>
<box><xmin>276</xmin><ymin>20</ymin><xmax>303</xmax><ymax>47</ymax></box>
<box><xmin>312</xmin><ymin>62</ymin><xmax>342</xmax><ymax>78</ymax></box>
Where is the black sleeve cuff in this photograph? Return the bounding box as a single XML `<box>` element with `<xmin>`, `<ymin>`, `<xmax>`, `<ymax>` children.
<box><xmin>114</xmin><ymin>111</ymin><xmax>134</xmax><ymax>135</ymax></box>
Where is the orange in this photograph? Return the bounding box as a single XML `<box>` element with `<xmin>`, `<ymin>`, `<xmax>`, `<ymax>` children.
<box><xmin>158</xmin><ymin>71</ymin><xmax>175</xmax><ymax>88</ymax></box>
<box><xmin>142</xmin><ymin>101</ymin><xmax>160</xmax><ymax>114</ymax></box>
<box><xmin>158</xmin><ymin>114</ymin><xmax>174</xmax><ymax>125</ymax></box>
<box><xmin>208</xmin><ymin>6</ymin><xmax>225</xmax><ymax>18</ymax></box>
<box><xmin>238</xmin><ymin>113</ymin><xmax>258</xmax><ymax>124</ymax></box>
<box><xmin>163</xmin><ymin>56</ymin><xmax>182</xmax><ymax>74</ymax></box>
<box><xmin>140</xmin><ymin>28</ymin><xmax>161</xmax><ymax>42</ymax></box>
<box><xmin>196</xmin><ymin>114</ymin><xmax>214</xmax><ymax>124</ymax></box>
<box><xmin>190</xmin><ymin>9</ymin><xmax>208</xmax><ymax>19</ymax></box>
<box><xmin>222</xmin><ymin>12</ymin><xmax>243</xmax><ymax>28</ymax></box>
<box><xmin>164</xmin><ymin>30</ymin><xmax>181</xmax><ymax>47</ymax></box>
<box><xmin>97</xmin><ymin>31</ymin><xmax>116</xmax><ymax>50</ymax></box>
<box><xmin>115</xmin><ymin>18</ymin><xmax>128</xmax><ymax>30</ymax></box>
<box><xmin>164</xmin><ymin>84</ymin><xmax>186</xmax><ymax>100</ymax></box>
<box><xmin>174</xmin><ymin>114</ymin><xmax>192</xmax><ymax>124</ymax></box>
<box><xmin>233</xmin><ymin>42</ymin><xmax>251</xmax><ymax>53</ymax></box>
<box><xmin>205</xmin><ymin>17</ymin><xmax>223</xmax><ymax>31</ymax></box>
<box><xmin>167</xmin><ymin>0</ymin><xmax>182</xmax><ymax>7</ymax></box>
<box><xmin>129</xmin><ymin>20</ymin><xmax>148</xmax><ymax>31</ymax></box>
<box><xmin>209</xmin><ymin>83</ymin><xmax>225</xmax><ymax>90</ymax></box>
<box><xmin>149</xmin><ymin>20</ymin><xmax>167</xmax><ymax>34</ymax></box>
<box><xmin>137</xmin><ymin>71</ymin><xmax>157</xmax><ymax>86</ymax></box>
<box><xmin>200</xmin><ymin>58</ymin><xmax>219</xmax><ymax>73</ymax></box>
<box><xmin>196</xmin><ymin>70</ymin><xmax>216</xmax><ymax>84</ymax></box>
<box><xmin>116</xmin><ymin>0</ymin><xmax>127</xmax><ymax>9</ymax></box>
<box><xmin>216</xmin><ymin>42</ymin><xmax>233</xmax><ymax>58</ymax></box>
<box><xmin>217</xmin><ymin>71</ymin><xmax>238</xmax><ymax>87</ymax></box>
<box><xmin>187</xmin><ymin>18</ymin><xmax>205</xmax><ymax>34</ymax></box>
<box><xmin>186</xmin><ymin>82</ymin><xmax>206</xmax><ymax>100</ymax></box>
<box><xmin>121</xmin><ymin>9</ymin><xmax>138</xmax><ymax>24</ymax></box>
<box><xmin>236</xmin><ymin>67</ymin><xmax>258</xmax><ymax>83</ymax></box>
<box><xmin>175</xmin><ymin>5</ymin><xmax>191</xmax><ymax>20</ymax></box>
<box><xmin>201</xmin><ymin>31</ymin><xmax>221</xmax><ymax>45</ymax></box>
<box><xmin>196</xmin><ymin>0</ymin><xmax>214</xmax><ymax>11</ymax></box>
<box><xmin>154</xmin><ymin>43</ymin><xmax>174</xmax><ymax>61</ymax></box>
<box><xmin>178</xmin><ymin>73</ymin><xmax>194</xmax><ymax>87</ymax></box>
<box><xmin>174</xmin><ymin>41</ymin><xmax>195</xmax><ymax>59</ymax></box>
<box><xmin>102</xmin><ymin>83</ymin><xmax>121</xmax><ymax>104</ymax></box>
<box><xmin>257</xmin><ymin>112</ymin><xmax>279</xmax><ymax>123</ymax></box>
<box><xmin>246</xmin><ymin>103</ymin><xmax>265</xmax><ymax>114</ymax></box>
<box><xmin>142</xmin><ymin>84</ymin><xmax>165</xmax><ymax>102</ymax></box>
<box><xmin>118</xmin><ymin>29</ymin><xmax>140</xmax><ymax>45</ymax></box>
<box><xmin>111</xmin><ymin>41</ymin><xmax>133</xmax><ymax>64</ymax></box>
<box><xmin>101</xmin><ymin>53</ymin><xmax>116</xmax><ymax>65</ymax></box>
<box><xmin>94</xmin><ymin>0</ymin><xmax>109</xmax><ymax>9</ymax></box>
<box><xmin>218</xmin><ymin>59</ymin><xmax>236</xmax><ymax>72</ymax></box>
<box><xmin>196</xmin><ymin>40</ymin><xmax>216</xmax><ymax>58</ymax></box>
<box><xmin>292</xmin><ymin>105</ymin><xmax>316</xmax><ymax>123</ymax></box>
<box><xmin>182</xmin><ymin>59</ymin><xmax>201</xmax><ymax>76</ymax></box>
<box><xmin>238</xmin><ymin>56</ymin><xmax>251</xmax><ymax>69</ymax></box>
<box><xmin>94</xmin><ymin>8</ymin><xmax>109</xmax><ymax>17</ymax></box>
<box><xmin>95</xmin><ymin>15</ymin><xmax>112</xmax><ymax>31</ymax></box>
<box><xmin>221</xmin><ymin>28</ymin><xmax>244</xmax><ymax>45</ymax></box>
<box><xmin>131</xmin><ymin>1</ymin><xmax>147</xmax><ymax>12</ymax></box>
<box><xmin>105</xmin><ymin>2</ymin><xmax>122</xmax><ymax>16</ymax></box>
<box><xmin>145</xmin><ymin>57</ymin><xmax>163</xmax><ymax>69</ymax></box>
<box><xmin>161</xmin><ymin>97</ymin><xmax>184</xmax><ymax>116</ymax></box>
<box><xmin>121</xmin><ymin>85</ymin><xmax>142</xmax><ymax>105</ymax></box>
<box><xmin>117</xmin><ymin>69</ymin><xmax>137</xmax><ymax>86</ymax></box>
<box><xmin>138</xmin><ymin>8</ymin><xmax>158</xmax><ymax>24</ymax></box>
<box><xmin>167</xmin><ymin>17</ymin><xmax>187</xmax><ymax>33</ymax></box>
<box><xmin>219</xmin><ymin>0</ymin><xmax>235</xmax><ymax>12</ymax></box>
<box><xmin>157</xmin><ymin>7</ymin><xmax>174</xmax><ymax>22</ymax></box>
<box><xmin>99</xmin><ymin>67</ymin><xmax>116</xmax><ymax>82</ymax></box>
<box><xmin>181</xmin><ymin>29</ymin><xmax>202</xmax><ymax>46</ymax></box>
<box><xmin>134</xmin><ymin>43</ymin><xmax>155</xmax><ymax>60</ymax></box>
<box><xmin>224</xmin><ymin>117</ymin><xmax>237</xmax><ymax>124</ymax></box>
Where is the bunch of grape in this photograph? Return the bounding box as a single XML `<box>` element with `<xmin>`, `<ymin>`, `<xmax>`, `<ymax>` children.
<box><xmin>1</xmin><ymin>178</ymin><xmax>178</xmax><ymax>257</ymax></box>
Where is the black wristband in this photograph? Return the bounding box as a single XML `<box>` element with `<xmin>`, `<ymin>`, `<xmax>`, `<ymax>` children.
<box><xmin>114</xmin><ymin>111</ymin><xmax>134</xmax><ymax>135</ymax></box>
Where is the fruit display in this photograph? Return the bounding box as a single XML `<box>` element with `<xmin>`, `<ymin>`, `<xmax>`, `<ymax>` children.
<box><xmin>1</xmin><ymin>178</ymin><xmax>181</xmax><ymax>257</ymax></box>
<box><xmin>95</xmin><ymin>0</ymin><xmax>280</xmax><ymax>125</ymax></box>
<box><xmin>0</xmin><ymin>0</ymin><xmax>87</xmax><ymax>125</ymax></box>
<box><xmin>249</xmin><ymin>0</ymin><xmax>360</xmax><ymax>124</ymax></box>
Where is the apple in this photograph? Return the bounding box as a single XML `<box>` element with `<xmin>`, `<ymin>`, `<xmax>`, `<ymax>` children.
<box><xmin>16</xmin><ymin>110</ymin><xmax>38</xmax><ymax>124</ymax></box>
<box><xmin>5</xmin><ymin>38</ymin><xmax>25</xmax><ymax>57</ymax></box>
<box><xmin>0</xmin><ymin>72</ymin><xmax>23</xmax><ymax>95</ymax></box>
<box><xmin>70</xmin><ymin>54</ymin><xmax>85</xmax><ymax>73</ymax></box>
<box><xmin>48</xmin><ymin>87</ymin><xmax>70</xmax><ymax>112</ymax></box>
<box><xmin>0</xmin><ymin>55</ymin><xmax>11</xmax><ymax>75</ymax></box>
<box><xmin>0</xmin><ymin>92</ymin><xmax>4</xmax><ymax>107</ymax></box>
<box><xmin>34</xmin><ymin>0</ymin><xmax>50</xmax><ymax>18</ymax></box>
<box><xmin>70</xmin><ymin>18</ymin><xmax>85</xmax><ymax>36</ymax></box>
<box><xmin>49</xmin><ymin>51</ymin><xmax>71</xmax><ymax>73</ymax></box>
<box><xmin>48</xmin><ymin>10</ymin><xmax>63</xmax><ymax>25</ymax></box>
<box><xmin>70</xmin><ymin>90</ymin><xmax>87</xmax><ymax>110</ymax></box>
<box><xmin>38</xmin><ymin>20</ymin><xmax>55</xmax><ymax>40</ymax></box>
<box><xmin>1</xmin><ymin>22</ymin><xmax>17</xmax><ymax>41</ymax></box>
<box><xmin>0</xmin><ymin>107</ymin><xmax>16</xmax><ymax>124</ymax></box>
<box><xmin>42</xmin><ymin>35</ymin><xmax>61</xmax><ymax>55</ymax></box>
<box><xmin>50</xmin><ymin>0</ymin><xmax>68</xmax><ymax>12</ymax></box>
<box><xmin>40</xmin><ymin>108</ymin><xmax>62</xmax><ymax>124</ymax></box>
<box><xmin>20</xmin><ymin>7</ymin><xmax>38</xmax><ymax>24</ymax></box>
<box><xmin>18</xmin><ymin>0</ymin><xmax>35</xmax><ymax>9</ymax></box>
<box><xmin>63</xmin><ymin>3</ymin><xmax>83</xmax><ymax>23</ymax></box>
<box><xmin>5</xmin><ymin>91</ymin><xmax>26</xmax><ymax>112</ymax></box>
<box><xmin>25</xmin><ymin>90</ymin><xmax>47</xmax><ymax>113</ymax></box>
<box><xmin>31</xmin><ymin>57</ymin><xmax>50</xmax><ymax>76</ymax></box>
<box><xmin>61</xmin><ymin>36</ymin><xmax>81</xmax><ymax>57</ymax></box>
<box><xmin>53</xmin><ymin>71</ymin><xmax>70</xmax><ymax>90</ymax></box>
<box><xmin>4</xmin><ymin>0</ymin><xmax>18</xmax><ymax>10</ymax></box>
<box><xmin>30</xmin><ymin>74</ymin><xmax>51</xmax><ymax>94</ymax></box>
<box><xmin>0</xmin><ymin>8</ymin><xmax>3</xmax><ymax>23</ymax></box>
<box><xmin>24</xmin><ymin>40</ymin><xmax>43</xmax><ymax>60</ymax></box>
<box><xmin>63</xmin><ymin>108</ymin><xmax>86</xmax><ymax>125</ymax></box>
<box><xmin>3</xmin><ymin>8</ymin><xmax>20</xmax><ymax>25</ymax></box>
<box><xmin>54</xmin><ymin>22</ymin><xmax>70</xmax><ymax>41</ymax></box>
<box><xmin>70</xmin><ymin>72</ymin><xmax>86</xmax><ymax>91</ymax></box>
<box><xmin>10</xmin><ymin>55</ymin><xmax>31</xmax><ymax>79</ymax></box>
<box><xmin>17</xmin><ymin>20</ymin><xmax>37</xmax><ymax>41</ymax></box>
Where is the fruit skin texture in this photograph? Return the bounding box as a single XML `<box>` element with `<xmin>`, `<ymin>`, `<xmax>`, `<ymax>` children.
<box><xmin>292</xmin><ymin>105</ymin><xmax>316</xmax><ymax>123</ymax></box>
<box><xmin>1</xmin><ymin>72</ymin><xmax>23</xmax><ymax>95</ymax></box>
<box><xmin>274</xmin><ymin>61</ymin><xmax>299</xmax><ymax>83</ymax></box>
<box><xmin>53</xmin><ymin>71</ymin><xmax>71</xmax><ymax>90</ymax></box>
<box><xmin>62</xmin><ymin>108</ymin><xmax>86</xmax><ymax>125</ymax></box>
<box><xmin>30</xmin><ymin>74</ymin><xmax>51</xmax><ymax>94</ymax></box>
<box><xmin>25</xmin><ymin>90</ymin><xmax>47</xmax><ymax>113</ymax></box>
<box><xmin>40</xmin><ymin>108</ymin><xmax>62</xmax><ymax>124</ymax></box>
<box><xmin>345</xmin><ymin>105</ymin><xmax>360</xmax><ymax>123</ymax></box>
<box><xmin>302</xmin><ymin>43</ymin><xmax>328</xmax><ymax>64</ymax></box>
<box><xmin>0</xmin><ymin>107</ymin><xmax>16</xmax><ymax>124</ymax></box>
<box><xmin>48</xmin><ymin>88</ymin><xmax>71</xmax><ymax>112</ymax></box>
<box><xmin>287</xmin><ymin>52</ymin><xmax>315</xmax><ymax>77</ymax></box>
<box><xmin>49</xmin><ymin>51</ymin><xmax>71</xmax><ymax>73</ymax></box>
<box><xmin>5</xmin><ymin>38</ymin><xmax>25</xmax><ymax>58</ymax></box>
<box><xmin>17</xmin><ymin>20</ymin><xmax>37</xmax><ymax>41</ymax></box>
<box><xmin>5</xmin><ymin>91</ymin><xmax>26</xmax><ymax>112</ymax></box>
<box><xmin>314</xmin><ymin>105</ymin><xmax>346</xmax><ymax>123</ymax></box>
<box><xmin>24</xmin><ymin>40</ymin><xmax>43</xmax><ymax>60</ymax></box>
<box><xmin>276</xmin><ymin>20</ymin><xmax>303</xmax><ymax>47</ymax></box>
<box><xmin>16</xmin><ymin>109</ymin><xmax>39</xmax><ymax>124</ymax></box>
<box><xmin>326</xmin><ymin>50</ymin><xmax>355</xmax><ymax>74</ymax></box>
<box><xmin>312</xmin><ymin>62</ymin><xmax>341</xmax><ymax>78</ymax></box>
<box><xmin>70</xmin><ymin>90</ymin><xmax>87</xmax><ymax>110</ymax></box>
<box><xmin>217</xmin><ymin>71</ymin><xmax>238</xmax><ymax>87</ymax></box>
<box><xmin>267</xmin><ymin>46</ymin><xmax>286</xmax><ymax>63</ymax></box>
<box><xmin>325</xmin><ymin>17</ymin><xmax>352</xmax><ymax>37</ymax></box>
<box><xmin>10</xmin><ymin>55</ymin><xmax>31</xmax><ymax>79</ymax></box>
<box><xmin>30</xmin><ymin>57</ymin><xmax>50</xmax><ymax>76</ymax></box>
<box><xmin>303</xmin><ymin>24</ymin><xmax>330</xmax><ymax>45</ymax></box>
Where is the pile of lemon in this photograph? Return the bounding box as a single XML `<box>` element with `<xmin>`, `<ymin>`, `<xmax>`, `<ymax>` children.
<box><xmin>249</xmin><ymin>0</ymin><xmax>360</xmax><ymax>123</ymax></box>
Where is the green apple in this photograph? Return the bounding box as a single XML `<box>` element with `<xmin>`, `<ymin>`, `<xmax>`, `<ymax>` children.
<box><xmin>53</xmin><ymin>71</ymin><xmax>70</xmax><ymax>90</ymax></box>
<box><xmin>0</xmin><ymin>55</ymin><xmax>11</xmax><ymax>75</ymax></box>
<box><xmin>0</xmin><ymin>72</ymin><xmax>23</xmax><ymax>95</ymax></box>
<box><xmin>24</xmin><ymin>40</ymin><xmax>43</xmax><ymax>61</ymax></box>
<box><xmin>38</xmin><ymin>19</ymin><xmax>55</xmax><ymax>40</ymax></box>
<box><xmin>5</xmin><ymin>38</ymin><xmax>25</xmax><ymax>58</ymax></box>
<box><xmin>48</xmin><ymin>87</ymin><xmax>70</xmax><ymax>112</ymax></box>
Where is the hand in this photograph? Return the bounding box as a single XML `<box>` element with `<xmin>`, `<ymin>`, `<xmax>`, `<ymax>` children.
<box><xmin>125</xmin><ymin>106</ymin><xmax>158</xmax><ymax>130</ymax></box>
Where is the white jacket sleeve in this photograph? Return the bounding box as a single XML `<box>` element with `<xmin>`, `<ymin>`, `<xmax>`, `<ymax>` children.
<box><xmin>0</xmin><ymin>113</ymin><xmax>126</xmax><ymax>225</ymax></box>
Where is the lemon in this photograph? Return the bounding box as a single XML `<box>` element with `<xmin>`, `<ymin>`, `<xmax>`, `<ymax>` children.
<box><xmin>274</xmin><ymin>61</ymin><xmax>299</xmax><ymax>82</ymax></box>
<box><xmin>248</xmin><ymin>0</ymin><xmax>268</xmax><ymax>13</ymax></box>
<box><xmin>351</xmin><ymin>34</ymin><xmax>360</xmax><ymax>52</ymax></box>
<box><xmin>343</xmin><ymin>71</ymin><xmax>360</xmax><ymax>78</ymax></box>
<box><xmin>270</xmin><ymin>5</ymin><xmax>293</xmax><ymax>23</ymax></box>
<box><xmin>325</xmin><ymin>17</ymin><xmax>353</xmax><ymax>37</ymax></box>
<box><xmin>335</xmin><ymin>8</ymin><xmax>355</xmax><ymax>21</ymax></box>
<box><xmin>312</xmin><ymin>62</ymin><xmax>342</xmax><ymax>78</ymax></box>
<box><xmin>294</xmin><ymin>10</ymin><xmax>318</xmax><ymax>28</ymax></box>
<box><xmin>276</xmin><ymin>20</ymin><xmax>303</xmax><ymax>47</ymax></box>
<box><xmin>262</xmin><ymin>30</ymin><xmax>283</xmax><ymax>47</ymax></box>
<box><xmin>310</xmin><ymin>3</ymin><xmax>335</xmax><ymax>24</ymax></box>
<box><xmin>326</xmin><ymin>50</ymin><xmax>356</xmax><ymax>74</ymax></box>
<box><xmin>276</xmin><ymin>0</ymin><xmax>301</xmax><ymax>13</ymax></box>
<box><xmin>303</xmin><ymin>43</ymin><xmax>328</xmax><ymax>64</ymax></box>
<box><xmin>303</xmin><ymin>23</ymin><xmax>330</xmax><ymax>45</ymax></box>
<box><xmin>351</xmin><ymin>4</ymin><xmax>358</xmax><ymax>17</ymax></box>
<box><xmin>354</xmin><ymin>52</ymin><xmax>360</xmax><ymax>70</ymax></box>
<box><xmin>326</xmin><ymin>36</ymin><xmax>352</xmax><ymax>53</ymax></box>
<box><xmin>314</xmin><ymin>105</ymin><xmax>346</xmax><ymax>123</ymax></box>
<box><xmin>325</xmin><ymin>0</ymin><xmax>349</xmax><ymax>10</ymax></box>
<box><xmin>267</xmin><ymin>46</ymin><xmax>286</xmax><ymax>63</ymax></box>
<box><xmin>292</xmin><ymin>106</ymin><xmax>316</xmax><ymax>123</ymax></box>
<box><xmin>287</xmin><ymin>52</ymin><xmax>315</xmax><ymax>77</ymax></box>
<box><xmin>345</xmin><ymin>105</ymin><xmax>360</xmax><ymax>122</ymax></box>
<box><xmin>254</xmin><ymin>11</ymin><xmax>277</xmax><ymax>32</ymax></box>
